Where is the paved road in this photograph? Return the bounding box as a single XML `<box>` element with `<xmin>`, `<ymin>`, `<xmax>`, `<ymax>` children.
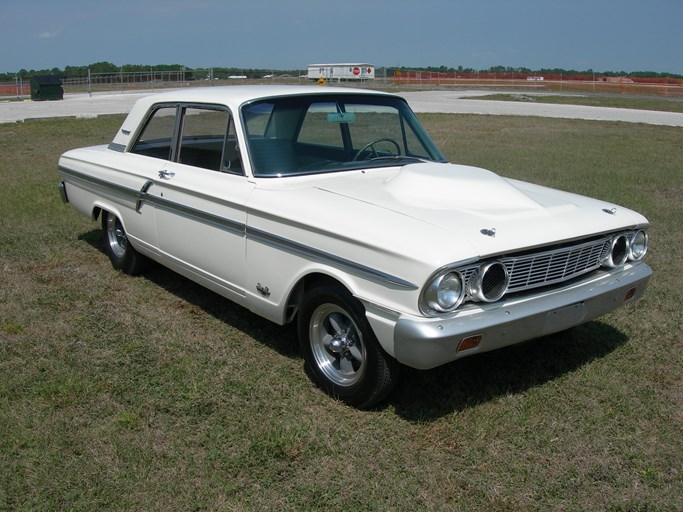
<box><xmin>402</xmin><ymin>91</ymin><xmax>683</xmax><ymax>126</ymax></box>
<box><xmin>2</xmin><ymin>89</ymin><xmax>683</xmax><ymax>127</ymax></box>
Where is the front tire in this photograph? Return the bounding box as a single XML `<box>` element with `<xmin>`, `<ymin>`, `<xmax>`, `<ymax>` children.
<box><xmin>298</xmin><ymin>283</ymin><xmax>399</xmax><ymax>408</ymax></box>
<box><xmin>101</xmin><ymin>211</ymin><xmax>148</xmax><ymax>275</ymax></box>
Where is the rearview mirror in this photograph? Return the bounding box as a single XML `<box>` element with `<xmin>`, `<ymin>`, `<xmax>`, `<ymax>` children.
<box><xmin>327</xmin><ymin>112</ymin><xmax>357</xmax><ymax>123</ymax></box>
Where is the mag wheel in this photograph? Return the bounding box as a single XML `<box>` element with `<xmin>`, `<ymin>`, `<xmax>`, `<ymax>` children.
<box><xmin>102</xmin><ymin>211</ymin><xmax>148</xmax><ymax>275</ymax></box>
<box><xmin>298</xmin><ymin>283</ymin><xmax>399</xmax><ymax>408</ymax></box>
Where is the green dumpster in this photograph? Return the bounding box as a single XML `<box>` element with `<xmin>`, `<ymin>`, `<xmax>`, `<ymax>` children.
<box><xmin>30</xmin><ymin>75</ymin><xmax>64</xmax><ymax>101</ymax></box>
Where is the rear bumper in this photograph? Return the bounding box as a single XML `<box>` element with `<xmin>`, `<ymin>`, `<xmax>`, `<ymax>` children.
<box><xmin>393</xmin><ymin>262</ymin><xmax>652</xmax><ymax>369</ymax></box>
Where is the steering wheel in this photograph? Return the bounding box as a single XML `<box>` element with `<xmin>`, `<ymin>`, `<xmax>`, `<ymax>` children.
<box><xmin>352</xmin><ymin>137</ymin><xmax>401</xmax><ymax>161</ymax></box>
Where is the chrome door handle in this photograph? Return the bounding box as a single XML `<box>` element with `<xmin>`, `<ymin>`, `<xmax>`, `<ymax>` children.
<box><xmin>158</xmin><ymin>170</ymin><xmax>175</xmax><ymax>179</ymax></box>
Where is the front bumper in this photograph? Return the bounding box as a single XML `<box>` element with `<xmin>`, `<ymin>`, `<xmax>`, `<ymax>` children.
<box><xmin>393</xmin><ymin>262</ymin><xmax>652</xmax><ymax>369</ymax></box>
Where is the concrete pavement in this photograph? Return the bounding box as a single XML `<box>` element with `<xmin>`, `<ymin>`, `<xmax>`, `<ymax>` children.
<box><xmin>2</xmin><ymin>89</ymin><xmax>683</xmax><ymax>127</ymax></box>
<box><xmin>401</xmin><ymin>91</ymin><xmax>683</xmax><ymax>127</ymax></box>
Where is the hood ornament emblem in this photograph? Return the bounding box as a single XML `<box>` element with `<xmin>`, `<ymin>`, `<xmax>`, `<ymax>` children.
<box><xmin>480</xmin><ymin>228</ymin><xmax>496</xmax><ymax>237</ymax></box>
<box><xmin>602</xmin><ymin>207</ymin><xmax>617</xmax><ymax>215</ymax></box>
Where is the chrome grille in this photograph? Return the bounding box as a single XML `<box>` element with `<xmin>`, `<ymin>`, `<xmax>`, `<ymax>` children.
<box><xmin>460</xmin><ymin>236</ymin><xmax>613</xmax><ymax>301</ymax></box>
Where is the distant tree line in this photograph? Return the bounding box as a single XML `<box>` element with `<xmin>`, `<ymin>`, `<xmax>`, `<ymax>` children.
<box><xmin>394</xmin><ymin>65</ymin><xmax>683</xmax><ymax>79</ymax></box>
<box><xmin>0</xmin><ymin>62</ymin><xmax>304</xmax><ymax>81</ymax></box>
<box><xmin>1</xmin><ymin>61</ymin><xmax>681</xmax><ymax>81</ymax></box>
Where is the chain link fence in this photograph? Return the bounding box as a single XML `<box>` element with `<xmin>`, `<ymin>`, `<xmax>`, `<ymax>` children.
<box><xmin>0</xmin><ymin>68</ymin><xmax>321</xmax><ymax>99</ymax></box>
<box><xmin>3</xmin><ymin>68</ymin><xmax>681</xmax><ymax>99</ymax></box>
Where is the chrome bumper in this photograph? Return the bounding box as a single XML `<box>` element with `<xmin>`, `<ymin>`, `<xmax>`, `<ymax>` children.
<box><xmin>393</xmin><ymin>263</ymin><xmax>652</xmax><ymax>370</ymax></box>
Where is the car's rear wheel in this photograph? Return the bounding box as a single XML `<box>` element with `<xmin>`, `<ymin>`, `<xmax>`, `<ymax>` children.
<box><xmin>298</xmin><ymin>283</ymin><xmax>399</xmax><ymax>408</ymax></box>
<box><xmin>102</xmin><ymin>211</ymin><xmax>148</xmax><ymax>275</ymax></box>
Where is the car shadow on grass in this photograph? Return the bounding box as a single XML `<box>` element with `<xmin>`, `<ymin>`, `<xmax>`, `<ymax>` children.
<box><xmin>80</xmin><ymin>229</ymin><xmax>630</xmax><ymax>418</ymax></box>
<box><xmin>79</xmin><ymin>230</ymin><xmax>300</xmax><ymax>359</ymax></box>
<box><xmin>388</xmin><ymin>321</ymin><xmax>629</xmax><ymax>421</ymax></box>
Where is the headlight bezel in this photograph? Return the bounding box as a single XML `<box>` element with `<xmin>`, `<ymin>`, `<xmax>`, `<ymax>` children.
<box><xmin>420</xmin><ymin>270</ymin><xmax>466</xmax><ymax>316</ymax></box>
<box><xmin>628</xmin><ymin>229</ymin><xmax>648</xmax><ymax>261</ymax></box>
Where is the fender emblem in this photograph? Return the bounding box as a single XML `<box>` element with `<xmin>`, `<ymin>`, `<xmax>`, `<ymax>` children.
<box><xmin>480</xmin><ymin>228</ymin><xmax>496</xmax><ymax>237</ymax></box>
<box><xmin>256</xmin><ymin>283</ymin><xmax>271</xmax><ymax>297</ymax></box>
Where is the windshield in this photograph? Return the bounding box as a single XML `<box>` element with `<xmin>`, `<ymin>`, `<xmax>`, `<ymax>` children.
<box><xmin>241</xmin><ymin>94</ymin><xmax>446</xmax><ymax>177</ymax></box>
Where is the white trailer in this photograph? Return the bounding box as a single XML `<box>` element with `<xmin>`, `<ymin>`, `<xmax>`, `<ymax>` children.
<box><xmin>307</xmin><ymin>63</ymin><xmax>375</xmax><ymax>82</ymax></box>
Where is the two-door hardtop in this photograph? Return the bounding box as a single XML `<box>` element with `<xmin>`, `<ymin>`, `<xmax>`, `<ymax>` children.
<box><xmin>58</xmin><ymin>85</ymin><xmax>652</xmax><ymax>407</ymax></box>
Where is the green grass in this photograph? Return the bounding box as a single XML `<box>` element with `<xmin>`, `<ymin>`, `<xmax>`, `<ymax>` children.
<box><xmin>466</xmin><ymin>93</ymin><xmax>683</xmax><ymax>113</ymax></box>
<box><xmin>1</xmin><ymin>114</ymin><xmax>682</xmax><ymax>511</ymax></box>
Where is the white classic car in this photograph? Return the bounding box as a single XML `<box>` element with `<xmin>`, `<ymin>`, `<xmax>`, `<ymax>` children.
<box><xmin>58</xmin><ymin>86</ymin><xmax>652</xmax><ymax>407</ymax></box>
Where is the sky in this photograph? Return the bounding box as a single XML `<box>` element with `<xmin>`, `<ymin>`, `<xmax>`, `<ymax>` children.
<box><xmin>1</xmin><ymin>0</ymin><xmax>682</xmax><ymax>75</ymax></box>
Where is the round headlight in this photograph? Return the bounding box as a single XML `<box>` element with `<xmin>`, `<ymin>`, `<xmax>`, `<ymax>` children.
<box><xmin>423</xmin><ymin>271</ymin><xmax>465</xmax><ymax>313</ymax></box>
<box><xmin>629</xmin><ymin>230</ymin><xmax>648</xmax><ymax>260</ymax></box>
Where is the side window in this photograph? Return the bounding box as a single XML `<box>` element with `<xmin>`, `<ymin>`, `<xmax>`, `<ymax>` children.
<box><xmin>131</xmin><ymin>106</ymin><xmax>177</xmax><ymax>160</ymax></box>
<box><xmin>178</xmin><ymin>107</ymin><xmax>233</xmax><ymax>172</ymax></box>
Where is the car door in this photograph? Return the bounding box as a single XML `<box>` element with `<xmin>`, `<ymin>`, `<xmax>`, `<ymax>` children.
<box><xmin>148</xmin><ymin>105</ymin><xmax>254</xmax><ymax>302</ymax></box>
<box><xmin>121</xmin><ymin>103</ymin><xmax>183</xmax><ymax>253</ymax></box>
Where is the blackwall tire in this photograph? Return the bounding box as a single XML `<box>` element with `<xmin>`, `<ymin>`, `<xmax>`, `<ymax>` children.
<box><xmin>101</xmin><ymin>211</ymin><xmax>148</xmax><ymax>275</ymax></box>
<box><xmin>298</xmin><ymin>283</ymin><xmax>399</xmax><ymax>408</ymax></box>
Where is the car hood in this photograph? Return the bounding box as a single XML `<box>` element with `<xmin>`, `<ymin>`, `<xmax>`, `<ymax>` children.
<box><xmin>312</xmin><ymin>162</ymin><xmax>647</xmax><ymax>256</ymax></box>
<box><xmin>248</xmin><ymin>162</ymin><xmax>648</xmax><ymax>288</ymax></box>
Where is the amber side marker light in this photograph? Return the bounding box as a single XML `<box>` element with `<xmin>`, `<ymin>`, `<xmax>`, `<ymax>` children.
<box><xmin>624</xmin><ymin>288</ymin><xmax>637</xmax><ymax>302</ymax></box>
<box><xmin>457</xmin><ymin>334</ymin><xmax>483</xmax><ymax>352</ymax></box>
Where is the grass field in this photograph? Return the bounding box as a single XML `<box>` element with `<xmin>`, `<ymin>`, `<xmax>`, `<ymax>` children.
<box><xmin>1</xmin><ymin>113</ymin><xmax>681</xmax><ymax>511</ymax></box>
<box><xmin>465</xmin><ymin>93</ymin><xmax>683</xmax><ymax>114</ymax></box>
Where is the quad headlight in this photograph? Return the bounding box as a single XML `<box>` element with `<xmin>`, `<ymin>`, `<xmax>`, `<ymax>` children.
<box><xmin>628</xmin><ymin>229</ymin><xmax>648</xmax><ymax>261</ymax></box>
<box><xmin>601</xmin><ymin>230</ymin><xmax>649</xmax><ymax>268</ymax></box>
<box><xmin>421</xmin><ymin>270</ymin><xmax>465</xmax><ymax>315</ymax></box>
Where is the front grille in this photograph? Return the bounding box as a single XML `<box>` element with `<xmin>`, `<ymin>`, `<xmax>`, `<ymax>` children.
<box><xmin>460</xmin><ymin>235</ymin><xmax>614</xmax><ymax>301</ymax></box>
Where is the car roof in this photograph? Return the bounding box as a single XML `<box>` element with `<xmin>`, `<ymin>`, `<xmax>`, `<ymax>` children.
<box><xmin>133</xmin><ymin>85</ymin><xmax>396</xmax><ymax>111</ymax></box>
<box><xmin>111</xmin><ymin>85</ymin><xmax>400</xmax><ymax>152</ymax></box>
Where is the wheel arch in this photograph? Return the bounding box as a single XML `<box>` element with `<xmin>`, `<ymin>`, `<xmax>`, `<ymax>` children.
<box><xmin>284</xmin><ymin>271</ymin><xmax>357</xmax><ymax>325</ymax></box>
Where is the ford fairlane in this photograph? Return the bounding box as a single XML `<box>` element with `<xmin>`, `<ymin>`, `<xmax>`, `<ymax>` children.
<box><xmin>58</xmin><ymin>86</ymin><xmax>652</xmax><ymax>407</ymax></box>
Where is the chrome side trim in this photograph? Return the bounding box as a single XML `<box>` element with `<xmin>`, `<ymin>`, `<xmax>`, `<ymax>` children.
<box><xmin>247</xmin><ymin>226</ymin><xmax>418</xmax><ymax>290</ymax></box>
<box><xmin>57</xmin><ymin>181</ymin><xmax>68</xmax><ymax>203</ymax></box>
<box><xmin>136</xmin><ymin>180</ymin><xmax>154</xmax><ymax>213</ymax></box>
<box><xmin>146</xmin><ymin>195</ymin><xmax>246</xmax><ymax>237</ymax></box>
<box><xmin>58</xmin><ymin>165</ymin><xmax>141</xmax><ymax>201</ymax></box>
<box><xmin>59</xmin><ymin>165</ymin><xmax>416</xmax><ymax>290</ymax></box>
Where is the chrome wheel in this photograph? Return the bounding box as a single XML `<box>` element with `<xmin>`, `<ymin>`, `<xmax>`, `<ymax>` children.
<box><xmin>105</xmin><ymin>214</ymin><xmax>128</xmax><ymax>259</ymax></box>
<box><xmin>309</xmin><ymin>303</ymin><xmax>367</xmax><ymax>387</ymax></box>
<box><xmin>101</xmin><ymin>211</ymin><xmax>149</xmax><ymax>275</ymax></box>
<box><xmin>298</xmin><ymin>283</ymin><xmax>399</xmax><ymax>408</ymax></box>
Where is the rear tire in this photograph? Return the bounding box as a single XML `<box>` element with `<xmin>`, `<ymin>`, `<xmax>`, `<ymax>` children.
<box><xmin>298</xmin><ymin>283</ymin><xmax>399</xmax><ymax>408</ymax></box>
<box><xmin>101</xmin><ymin>211</ymin><xmax>148</xmax><ymax>275</ymax></box>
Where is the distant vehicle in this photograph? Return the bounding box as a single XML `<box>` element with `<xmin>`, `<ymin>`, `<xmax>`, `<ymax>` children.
<box><xmin>228</xmin><ymin>75</ymin><xmax>248</xmax><ymax>80</ymax></box>
<box><xmin>57</xmin><ymin>86</ymin><xmax>651</xmax><ymax>408</ymax></box>
<box><xmin>527</xmin><ymin>76</ymin><xmax>545</xmax><ymax>81</ymax></box>
<box><xmin>262</xmin><ymin>75</ymin><xmax>274</xmax><ymax>79</ymax></box>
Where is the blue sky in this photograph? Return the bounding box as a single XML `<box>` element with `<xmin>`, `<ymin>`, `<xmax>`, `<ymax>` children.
<box><xmin>2</xmin><ymin>0</ymin><xmax>682</xmax><ymax>74</ymax></box>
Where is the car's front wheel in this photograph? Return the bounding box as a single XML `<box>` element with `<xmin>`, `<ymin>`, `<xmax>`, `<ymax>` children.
<box><xmin>298</xmin><ymin>283</ymin><xmax>399</xmax><ymax>408</ymax></box>
<box><xmin>101</xmin><ymin>211</ymin><xmax>148</xmax><ymax>275</ymax></box>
